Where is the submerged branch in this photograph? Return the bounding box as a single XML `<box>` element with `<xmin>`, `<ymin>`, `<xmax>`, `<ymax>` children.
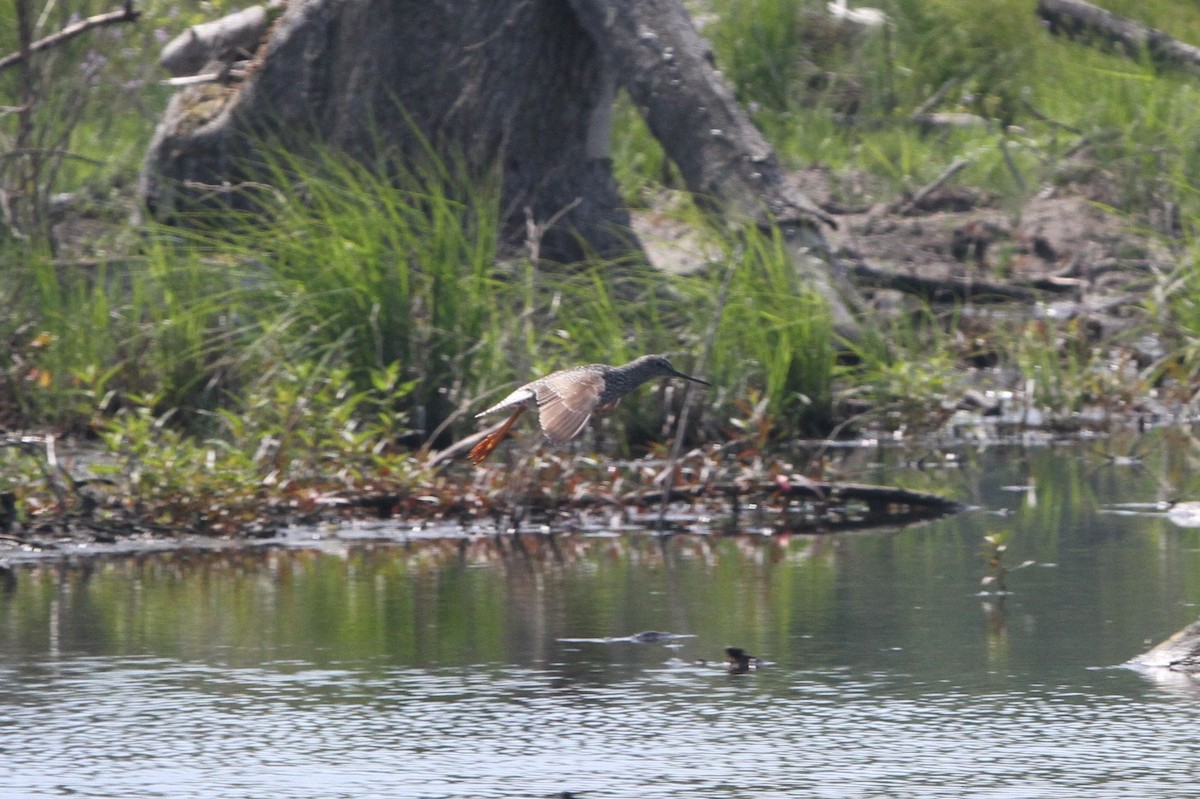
<box><xmin>611</xmin><ymin>479</ymin><xmax>964</xmax><ymax>515</ymax></box>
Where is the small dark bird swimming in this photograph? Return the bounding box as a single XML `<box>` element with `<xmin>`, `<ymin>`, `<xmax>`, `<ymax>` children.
<box><xmin>725</xmin><ymin>646</ymin><xmax>761</xmax><ymax>674</ymax></box>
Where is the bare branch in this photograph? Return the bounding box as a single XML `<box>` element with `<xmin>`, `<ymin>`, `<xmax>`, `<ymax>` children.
<box><xmin>0</xmin><ymin>2</ymin><xmax>141</xmax><ymax>74</ymax></box>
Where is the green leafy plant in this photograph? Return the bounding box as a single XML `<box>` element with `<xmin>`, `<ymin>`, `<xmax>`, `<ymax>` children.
<box><xmin>980</xmin><ymin>530</ymin><xmax>1034</xmax><ymax>594</ymax></box>
<box><xmin>88</xmin><ymin>360</ymin><xmax>420</xmax><ymax>533</ymax></box>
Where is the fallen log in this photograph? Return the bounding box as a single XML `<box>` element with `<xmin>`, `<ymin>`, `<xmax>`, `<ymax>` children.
<box><xmin>343</xmin><ymin>477</ymin><xmax>964</xmax><ymax>528</ymax></box>
<box><xmin>847</xmin><ymin>259</ymin><xmax>1060</xmax><ymax>303</ymax></box>
<box><xmin>613</xmin><ymin>479</ymin><xmax>964</xmax><ymax>515</ymax></box>
<box><xmin>1125</xmin><ymin>617</ymin><xmax>1200</xmax><ymax>675</ymax></box>
<box><xmin>1037</xmin><ymin>0</ymin><xmax>1200</xmax><ymax>77</ymax></box>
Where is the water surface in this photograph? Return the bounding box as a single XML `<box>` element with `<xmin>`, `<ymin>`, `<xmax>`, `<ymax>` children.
<box><xmin>3</xmin><ymin>441</ymin><xmax>1200</xmax><ymax>798</ymax></box>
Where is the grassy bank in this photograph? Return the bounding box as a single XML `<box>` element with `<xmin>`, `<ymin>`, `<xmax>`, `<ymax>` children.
<box><xmin>4</xmin><ymin>1</ymin><xmax>1200</xmax><ymax>533</ymax></box>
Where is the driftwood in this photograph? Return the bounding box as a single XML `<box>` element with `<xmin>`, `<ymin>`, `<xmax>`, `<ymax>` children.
<box><xmin>1126</xmin><ymin>617</ymin><xmax>1200</xmax><ymax>675</ymax></box>
<box><xmin>1037</xmin><ymin>0</ymin><xmax>1200</xmax><ymax>76</ymax></box>
<box><xmin>0</xmin><ymin>1</ymin><xmax>140</xmax><ymax>74</ymax></box>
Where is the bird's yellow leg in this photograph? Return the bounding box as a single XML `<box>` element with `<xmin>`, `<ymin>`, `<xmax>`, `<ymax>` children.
<box><xmin>468</xmin><ymin>406</ymin><xmax>526</xmax><ymax>465</ymax></box>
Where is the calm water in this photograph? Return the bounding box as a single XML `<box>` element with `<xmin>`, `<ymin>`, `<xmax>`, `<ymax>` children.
<box><xmin>3</xmin><ymin>440</ymin><xmax>1200</xmax><ymax>798</ymax></box>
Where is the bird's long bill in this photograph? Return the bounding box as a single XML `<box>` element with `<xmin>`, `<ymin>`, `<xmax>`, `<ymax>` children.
<box><xmin>671</xmin><ymin>367</ymin><xmax>711</xmax><ymax>386</ymax></box>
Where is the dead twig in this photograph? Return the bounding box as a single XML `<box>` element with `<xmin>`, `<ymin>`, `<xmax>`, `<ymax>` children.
<box><xmin>891</xmin><ymin>158</ymin><xmax>972</xmax><ymax>215</ymax></box>
<box><xmin>0</xmin><ymin>148</ymin><xmax>104</xmax><ymax>166</ymax></box>
<box><xmin>1019</xmin><ymin>98</ymin><xmax>1084</xmax><ymax>134</ymax></box>
<box><xmin>160</xmin><ymin>68</ymin><xmax>249</xmax><ymax>87</ymax></box>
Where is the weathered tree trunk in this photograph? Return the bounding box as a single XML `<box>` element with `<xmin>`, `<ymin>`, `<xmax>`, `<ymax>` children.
<box><xmin>567</xmin><ymin>0</ymin><xmax>858</xmax><ymax>333</ymax></box>
<box><xmin>140</xmin><ymin>0</ymin><xmax>857</xmax><ymax>331</ymax></box>
<box><xmin>568</xmin><ymin>0</ymin><xmax>835</xmax><ymax>230</ymax></box>
<box><xmin>141</xmin><ymin>0</ymin><xmax>633</xmax><ymax>260</ymax></box>
<box><xmin>159</xmin><ymin>1</ymin><xmax>284</xmax><ymax>77</ymax></box>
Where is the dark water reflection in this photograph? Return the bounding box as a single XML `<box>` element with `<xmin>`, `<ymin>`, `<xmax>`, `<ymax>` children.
<box><xmin>3</xmin><ymin>439</ymin><xmax>1200</xmax><ymax>797</ymax></box>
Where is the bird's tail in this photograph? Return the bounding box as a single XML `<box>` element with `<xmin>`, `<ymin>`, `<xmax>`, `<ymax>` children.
<box><xmin>468</xmin><ymin>406</ymin><xmax>525</xmax><ymax>465</ymax></box>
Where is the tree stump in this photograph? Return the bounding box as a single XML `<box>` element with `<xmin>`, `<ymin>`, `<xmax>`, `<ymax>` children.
<box><xmin>140</xmin><ymin>0</ymin><xmax>858</xmax><ymax>332</ymax></box>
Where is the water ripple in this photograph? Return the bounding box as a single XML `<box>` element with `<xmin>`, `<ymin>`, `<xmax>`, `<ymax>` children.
<box><xmin>3</xmin><ymin>656</ymin><xmax>1199</xmax><ymax>798</ymax></box>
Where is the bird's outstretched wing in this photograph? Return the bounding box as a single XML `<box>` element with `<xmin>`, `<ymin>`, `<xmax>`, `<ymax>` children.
<box><xmin>476</xmin><ymin>387</ymin><xmax>536</xmax><ymax>418</ymax></box>
<box><xmin>534</xmin><ymin>368</ymin><xmax>604</xmax><ymax>443</ymax></box>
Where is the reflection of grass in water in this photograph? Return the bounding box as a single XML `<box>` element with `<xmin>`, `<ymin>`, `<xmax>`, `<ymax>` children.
<box><xmin>0</xmin><ymin>534</ymin><xmax>838</xmax><ymax>666</ymax></box>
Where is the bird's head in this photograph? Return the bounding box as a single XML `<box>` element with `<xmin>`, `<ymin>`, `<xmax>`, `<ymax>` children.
<box><xmin>638</xmin><ymin>354</ymin><xmax>711</xmax><ymax>386</ymax></box>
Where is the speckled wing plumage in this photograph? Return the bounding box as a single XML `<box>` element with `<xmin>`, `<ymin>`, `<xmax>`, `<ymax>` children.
<box><xmin>533</xmin><ymin>367</ymin><xmax>605</xmax><ymax>443</ymax></box>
